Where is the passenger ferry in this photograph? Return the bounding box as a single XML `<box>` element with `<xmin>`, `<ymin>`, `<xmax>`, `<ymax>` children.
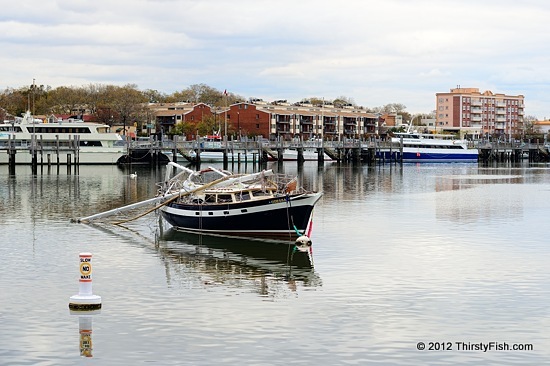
<box><xmin>390</xmin><ymin>130</ymin><xmax>478</xmax><ymax>163</ymax></box>
<box><xmin>0</xmin><ymin>111</ymin><xmax>125</xmax><ymax>164</ymax></box>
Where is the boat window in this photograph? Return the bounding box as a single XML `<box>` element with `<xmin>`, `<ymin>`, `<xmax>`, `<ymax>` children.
<box><xmin>208</xmin><ymin>212</ymin><xmax>213</xmax><ymax>215</ymax></box>
<box><xmin>217</xmin><ymin>194</ymin><xmax>233</xmax><ymax>203</ymax></box>
<box><xmin>0</xmin><ymin>126</ymin><xmax>22</xmax><ymax>132</ymax></box>
<box><xmin>236</xmin><ymin>191</ymin><xmax>251</xmax><ymax>201</ymax></box>
<box><xmin>251</xmin><ymin>190</ymin><xmax>271</xmax><ymax>197</ymax></box>
<box><xmin>204</xmin><ymin>194</ymin><xmax>216</xmax><ymax>203</ymax></box>
<box><xmin>79</xmin><ymin>141</ymin><xmax>102</xmax><ymax>147</ymax></box>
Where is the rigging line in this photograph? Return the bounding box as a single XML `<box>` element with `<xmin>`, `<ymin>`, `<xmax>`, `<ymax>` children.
<box><xmin>285</xmin><ymin>193</ymin><xmax>294</xmax><ymax>264</ymax></box>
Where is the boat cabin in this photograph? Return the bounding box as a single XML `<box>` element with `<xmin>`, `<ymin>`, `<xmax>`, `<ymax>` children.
<box><xmin>194</xmin><ymin>187</ymin><xmax>277</xmax><ymax>204</ymax></box>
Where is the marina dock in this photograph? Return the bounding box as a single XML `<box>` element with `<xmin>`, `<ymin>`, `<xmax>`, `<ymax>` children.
<box><xmin>2</xmin><ymin>137</ymin><xmax>550</xmax><ymax>171</ymax></box>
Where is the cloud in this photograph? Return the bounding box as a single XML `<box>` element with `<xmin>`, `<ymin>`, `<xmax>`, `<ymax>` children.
<box><xmin>1</xmin><ymin>0</ymin><xmax>550</xmax><ymax>117</ymax></box>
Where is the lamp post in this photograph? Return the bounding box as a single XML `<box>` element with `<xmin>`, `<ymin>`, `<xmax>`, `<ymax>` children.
<box><xmin>410</xmin><ymin>114</ymin><xmax>418</xmax><ymax>129</ymax></box>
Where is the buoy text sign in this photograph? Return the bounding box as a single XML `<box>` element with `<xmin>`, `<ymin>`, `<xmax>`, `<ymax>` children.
<box><xmin>69</xmin><ymin>252</ymin><xmax>102</xmax><ymax>311</ymax></box>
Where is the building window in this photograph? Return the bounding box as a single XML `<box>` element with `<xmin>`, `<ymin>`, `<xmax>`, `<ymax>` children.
<box><xmin>256</xmin><ymin>124</ymin><xmax>260</xmax><ymax>128</ymax></box>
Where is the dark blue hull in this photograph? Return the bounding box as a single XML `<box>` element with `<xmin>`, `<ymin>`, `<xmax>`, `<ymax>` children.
<box><xmin>378</xmin><ymin>150</ymin><xmax>478</xmax><ymax>163</ymax></box>
<box><xmin>160</xmin><ymin>192</ymin><xmax>322</xmax><ymax>238</ymax></box>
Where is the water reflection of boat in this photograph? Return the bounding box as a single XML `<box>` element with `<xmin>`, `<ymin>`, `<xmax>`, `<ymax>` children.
<box><xmin>89</xmin><ymin>222</ymin><xmax>322</xmax><ymax>297</ymax></box>
<box><xmin>158</xmin><ymin>228</ymin><xmax>322</xmax><ymax>296</ymax></box>
<box><xmin>161</xmin><ymin>228</ymin><xmax>314</xmax><ymax>269</ymax></box>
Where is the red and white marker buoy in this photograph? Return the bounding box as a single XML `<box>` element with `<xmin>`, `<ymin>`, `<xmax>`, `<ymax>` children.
<box><xmin>69</xmin><ymin>253</ymin><xmax>102</xmax><ymax>311</ymax></box>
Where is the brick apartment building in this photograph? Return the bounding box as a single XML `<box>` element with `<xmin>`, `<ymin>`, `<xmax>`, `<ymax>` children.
<box><xmin>436</xmin><ymin>87</ymin><xmax>525</xmax><ymax>139</ymax></box>
<box><xmin>150</xmin><ymin>101</ymin><xmax>389</xmax><ymax>141</ymax></box>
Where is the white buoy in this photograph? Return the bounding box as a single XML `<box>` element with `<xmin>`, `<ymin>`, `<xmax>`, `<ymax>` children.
<box><xmin>69</xmin><ymin>253</ymin><xmax>102</xmax><ymax>311</ymax></box>
<box><xmin>295</xmin><ymin>235</ymin><xmax>312</xmax><ymax>252</ymax></box>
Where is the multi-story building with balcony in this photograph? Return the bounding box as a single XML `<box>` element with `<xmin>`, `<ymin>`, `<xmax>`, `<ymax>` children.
<box><xmin>436</xmin><ymin>87</ymin><xmax>524</xmax><ymax>139</ymax></box>
<box><xmin>149</xmin><ymin>100</ymin><xmax>385</xmax><ymax>141</ymax></box>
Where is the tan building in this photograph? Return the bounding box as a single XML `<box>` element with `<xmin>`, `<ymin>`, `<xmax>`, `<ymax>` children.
<box><xmin>436</xmin><ymin>87</ymin><xmax>524</xmax><ymax>138</ymax></box>
<box><xmin>150</xmin><ymin>101</ymin><xmax>383</xmax><ymax>140</ymax></box>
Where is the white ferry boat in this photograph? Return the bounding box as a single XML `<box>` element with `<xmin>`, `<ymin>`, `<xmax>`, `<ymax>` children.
<box><xmin>390</xmin><ymin>130</ymin><xmax>478</xmax><ymax>163</ymax></box>
<box><xmin>181</xmin><ymin>135</ymin><xmax>259</xmax><ymax>163</ymax></box>
<box><xmin>0</xmin><ymin>111</ymin><xmax>125</xmax><ymax>164</ymax></box>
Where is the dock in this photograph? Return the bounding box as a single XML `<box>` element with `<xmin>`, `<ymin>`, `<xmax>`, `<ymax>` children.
<box><xmin>0</xmin><ymin>135</ymin><xmax>81</xmax><ymax>174</ymax></box>
<box><xmin>3</xmin><ymin>137</ymin><xmax>550</xmax><ymax>172</ymax></box>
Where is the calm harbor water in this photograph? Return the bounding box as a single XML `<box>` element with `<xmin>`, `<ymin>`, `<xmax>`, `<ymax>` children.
<box><xmin>2</xmin><ymin>161</ymin><xmax>550</xmax><ymax>365</ymax></box>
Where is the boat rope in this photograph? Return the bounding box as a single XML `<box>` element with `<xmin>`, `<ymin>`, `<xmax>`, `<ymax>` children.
<box><xmin>109</xmin><ymin>175</ymin><xmax>232</xmax><ymax>225</ymax></box>
<box><xmin>285</xmin><ymin>193</ymin><xmax>294</xmax><ymax>263</ymax></box>
<box><xmin>111</xmin><ymin>193</ymin><xmax>181</xmax><ymax>225</ymax></box>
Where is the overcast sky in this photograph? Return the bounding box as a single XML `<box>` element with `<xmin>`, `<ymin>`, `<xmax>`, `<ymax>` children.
<box><xmin>2</xmin><ymin>0</ymin><xmax>550</xmax><ymax>118</ymax></box>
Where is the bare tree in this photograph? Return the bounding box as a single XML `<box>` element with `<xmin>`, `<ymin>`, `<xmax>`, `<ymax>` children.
<box><xmin>106</xmin><ymin>84</ymin><xmax>148</xmax><ymax>136</ymax></box>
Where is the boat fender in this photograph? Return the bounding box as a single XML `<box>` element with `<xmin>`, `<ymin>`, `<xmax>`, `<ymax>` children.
<box><xmin>285</xmin><ymin>178</ymin><xmax>297</xmax><ymax>193</ymax></box>
<box><xmin>295</xmin><ymin>235</ymin><xmax>312</xmax><ymax>252</ymax></box>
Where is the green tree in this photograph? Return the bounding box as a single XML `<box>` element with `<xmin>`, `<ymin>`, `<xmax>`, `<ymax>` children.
<box><xmin>196</xmin><ymin>114</ymin><xmax>220</xmax><ymax>136</ymax></box>
<box><xmin>171</xmin><ymin>121</ymin><xmax>195</xmax><ymax>137</ymax></box>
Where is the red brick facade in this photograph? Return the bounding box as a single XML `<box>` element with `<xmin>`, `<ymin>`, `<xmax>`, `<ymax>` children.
<box><xmin>226</xmin><ymin>103</ymin><xmax>270</xmax><ymax>138</ymax></box>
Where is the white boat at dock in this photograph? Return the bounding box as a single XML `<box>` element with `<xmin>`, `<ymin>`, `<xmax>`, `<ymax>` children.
<box><xmin>266</xmin><ymin>148</ymin><xmax>335</xmax><ymax>161</ymax></box>
<box><xmin>0</xmin><ymin>111</ymin><xmax>125</xmax><ymax>164</ymax></box>
<box><xmin>389</xmin><ymin>130</ymin><xmax>478</xmax><ymax>163</ymax></box>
